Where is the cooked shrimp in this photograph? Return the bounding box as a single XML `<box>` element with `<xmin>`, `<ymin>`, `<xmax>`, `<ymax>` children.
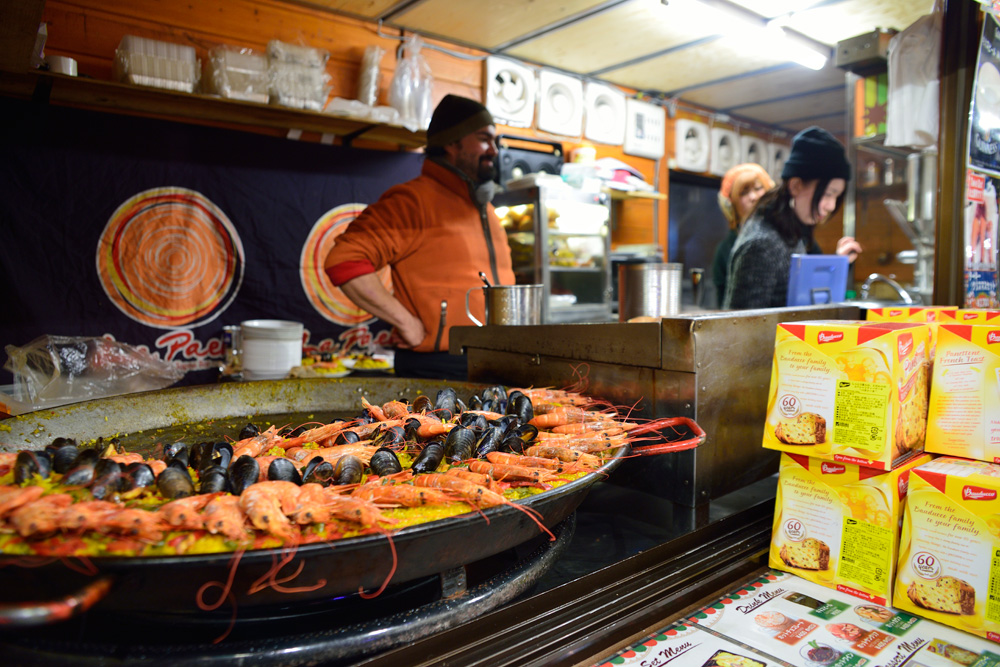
<box><xmin>9</xmin><ymin>493</ymin><xmax>73</xmax><ymax>536</ymax></box>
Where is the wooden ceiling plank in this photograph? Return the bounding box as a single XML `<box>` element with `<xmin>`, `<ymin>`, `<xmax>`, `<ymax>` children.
<box><xmin>389</xmin><ymin>0</ymin><xmax>610</xmax><ymax>49</ymax></box>
<box><xmin>506</xmin><ymin>1</ymin><xmax>717</xmax><ymax>74</ymax></box>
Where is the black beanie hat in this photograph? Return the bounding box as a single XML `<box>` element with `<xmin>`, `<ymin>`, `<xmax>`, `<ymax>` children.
<box><xmin>781</xmin><ymin>126</ymin><xmax>852</xmax><ymax>183</ymax></box>
<box><xmin>426</xmin><ymin>95</ymin><xmax>495</xmax><ymax>147</ymax></box>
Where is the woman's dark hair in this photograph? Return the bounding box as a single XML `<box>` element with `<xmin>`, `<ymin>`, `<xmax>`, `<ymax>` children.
<box><xmin>756</xmin><ymin>178</ymin><xmax>846</xmax><ymax>244</ymax></box>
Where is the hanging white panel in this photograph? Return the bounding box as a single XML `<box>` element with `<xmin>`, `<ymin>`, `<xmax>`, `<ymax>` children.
<box><xmin>484</xmin><ymin>56</ymin><xmax>536</xmax><ymax>128</ymax></box>
<box><xmin>623</xmin><ymin>97</ymin><xmax>665</xmax><ymax>159</ymax></box>
<box><xmin>583</xmin><ymin>81</ymin><xmax>626</xmax><ymax>145</ymax></box>
<box><xmin>740</xmin><ymin>135</ymin><xmax>769</xmax><ymax>172</ymax></box>
<box><xmin>769</xmin><ymin>142</ymin><xmax>790</xmax><ymax>182</ymax></box>
<box><xmin>674</xmin><ymin>118</ymin><xmax>709</xmax><ymax>172</ymax></box>
<box><xmin>537</xmin><ymin>69</ymin><xmax>583</xmax><ymax>137</ymax></box>
<box><xmin>709</xmin><ymin>127</ymin><xmax>740</xmax><ymax>176</ymax></box>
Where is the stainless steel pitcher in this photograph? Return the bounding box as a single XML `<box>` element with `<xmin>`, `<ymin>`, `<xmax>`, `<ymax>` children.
<box><xmin>618</xmin><ymin>263</ymin><xmax>682</xmax><ymax>321</ymax></box>
<box><xmin>465</xmin><ymin>284</ymin><xmax>543</xmax><ymax>326</ymax></box>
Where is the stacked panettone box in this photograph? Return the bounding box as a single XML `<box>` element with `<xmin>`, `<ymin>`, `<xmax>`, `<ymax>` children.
<box><xmin>765</xmin><ymin>310</ymin><xmax>1000</xmax><ymax>643</ymax></box>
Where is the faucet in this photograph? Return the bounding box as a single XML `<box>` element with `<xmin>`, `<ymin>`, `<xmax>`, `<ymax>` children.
<box><xmin>858</xmin><ymin>273</ymin><xmax>915</xmax><ymax>304</ymax></box>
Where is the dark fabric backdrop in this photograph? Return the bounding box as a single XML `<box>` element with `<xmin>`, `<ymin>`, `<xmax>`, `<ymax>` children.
<box><xmin>0</xmin><ymin>98</ymin><xmax>423</xmax><ymax>386</ymax></box>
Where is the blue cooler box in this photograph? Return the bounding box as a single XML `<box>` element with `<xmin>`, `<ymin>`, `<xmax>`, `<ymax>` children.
<box><xmin>786</xmin><ymin>254</ymin><xmax>849</xmax><ymax>306</ymax></box>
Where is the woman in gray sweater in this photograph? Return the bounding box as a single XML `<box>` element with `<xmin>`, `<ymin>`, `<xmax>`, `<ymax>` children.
<box><xmin>722</xmin><ymin>126</ymin><xmax>862</xmax><ymax>309</ymax></box>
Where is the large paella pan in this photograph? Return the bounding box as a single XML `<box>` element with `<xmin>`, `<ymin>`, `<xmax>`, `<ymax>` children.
<box><xmin>0</xmin><ymin>377</ymin><xmax>701</xmax><ymax>624</ymax></box>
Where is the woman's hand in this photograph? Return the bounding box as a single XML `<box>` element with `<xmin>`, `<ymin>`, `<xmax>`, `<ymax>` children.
<box><xmin>835</xmin><ymin>236</ymin><xmax>863</xmax><ymax>263</ymax></box>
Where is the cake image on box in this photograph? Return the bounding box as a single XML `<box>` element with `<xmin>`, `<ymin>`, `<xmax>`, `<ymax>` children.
<box><xmin>770</xmin><ymin>452</ymin><xmax>931</xmax><ymax>603</ymax></box>
<box><xmin>925</xmin><ymin>324</ymin><xmax>1000</xmax><ymax>462</ymax></box>
<box><xmin>907</xmin><ymin>576</ymin><xmax>975</xmax><ymax>615</ymax></box>
<box><xmin>775</xmin><ymin>412</ymin><xmax>827</xmax><ymax>445</ymax></box>
<box><xmin>764</xmin><ymin>320</ymin><xmax>931</xmax><ymax>470</ymax></box>
<box><xmin>894</xmin><ymin>456</ymin><xmax>1000</xmax><ymax>639</ymax></box>
<box><xmin>779</xmin><ymin>537</ymin><xmax>830</xmax><ymax>570</ymax></box>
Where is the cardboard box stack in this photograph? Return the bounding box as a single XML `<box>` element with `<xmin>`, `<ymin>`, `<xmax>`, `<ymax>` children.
<box><xmin>763</xmin><ymin>320</ymin><xmax>931</xmax><ymax>470</ymax></box>
<box><xmin>770</xmin><ymin>452</ymin><xmax>931</xmax><ymax>605</ymax></box>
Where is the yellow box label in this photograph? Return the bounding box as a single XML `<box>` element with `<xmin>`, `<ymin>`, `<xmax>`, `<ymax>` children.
<box><xmin>840</xmin><ymin>515</ymin><xmax>893</xmax><ymax>590</ymax></box>
<box><xmin>834</xmin><ymin>380</ymin><xmax>891</xmax><ymax>451</ymax></box>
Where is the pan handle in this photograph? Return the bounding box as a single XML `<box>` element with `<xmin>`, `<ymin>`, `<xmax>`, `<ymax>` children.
<box><xmin>629</xmin><ymin>417</ymin><xmax>706</xmax><ymax>457</ymax></box>
<box><xmin>0</xmin><ymin>576</ymin><xmax>113</xmax><ymax>627</ymax></box>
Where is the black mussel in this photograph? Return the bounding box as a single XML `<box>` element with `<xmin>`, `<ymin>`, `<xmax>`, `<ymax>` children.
<box><xmin>14</xmin><ymin>450</ymin><xmax>52</xmax><ymax>484</ymax></box>
<box><xmin>188</xmin><ymin>441</ymin><xmax>213</xmax><ymax>472</ymax></box>
<box><xmin>199</xmin><ymin>465</ymin><xmax>230</xmax><ymax>494</ymax></box>
<box><xmin>355</xmin><ymin>411</ymin><xmax>375</xmax><ymax>426</ymax></box>
<box><xmin>335</xmin><ymin>429</ymin><xmax>361</xmax><ymax>445</ymax></box>
<box><xmin>278</xmin><ymin>424</ymin><xmax>305</xmax><ymax>438</ymax></box>
<box><xmin>412</xmin><ymin>395</ymin><xmax>432</xmax><ymax>413</ymax></box>
<box><xmin>302</xmin><ymin>457</ymin><xmax>335</xmax><ymax>486</ymax></box>
<box><xmin>490</xmin><ymin>415</ymin><xmax>518</xmax><ymax>436</ymax></box>
<box><xmin>403</xmin><ymin>417</ymin><xmax>423</xmax><ymax>442</ymax></box>
<box><xmin>90</xmin><ymin>459</ymin><xmax>123</xmax><ymax>500</ymax></box>
<box><xmin>411</xmin><ymin>439</ymin><xmax>446</xmax><ymax>474</ymax></box>
<box><xmin>50</xmin><ymin>442</ymin><xmax>81</xmax><ymax>475</ymax></box>
<box><xmin>513</xmin><ymin>423</ymin><xmax>539</xmax><ymax>444</ymax></box>
<box><xmin>332</xmin><ymin>455</ymin><xmax>363</xmax><ymax>485</ymax></box>
<box><xmin>369</xmin><ymin>447</ymin><xmax>403</xmax><ymax>476</ymax></box>
<box><xmin>63</xmin><ymin>448</ymin><xmax>100</xmax><ymax>486</ymax></box>
<box><xmin>467</xmin><ymin>394</ymin><xmax>484</xmax><ymax>410</ymax></box>
<box><xmin>97</xmin><ymin>437</ymin><xmax>123</xmax><ymax>458</ymax></box>
<box><xmin>456</xmin><ymin>397</ymin><xmax>467</xmax><ymax>414</ymax></box>
<box><xmin>480</xmin><ymin>398</ymin><xmax>497</xmax><ymax>414</ymax></box>
<box><xmin>507</xmin><ymin>389</ymin><xmax>527</xmax><ymax>405</ymax></box>
<box><xmin>502</xmin><ymin>434</ymin><xmax>528</xmax><ymax>454</ymax></box>
<box><xmin>508</xmin><ymin>394</ymin><xmax>534</xmax><ymax>424</ymax></box>
<box><xmin>215</xmin><ymin>442</ymin><xmax>234</xmax><ymax>470</ymax></box>
<box><xmin>45</xmin><ymin>437</ymin><xmax>76</xmax><ymax>454</ymax></box>
<box><xmin>482</xmin><ymin>384</ymin><xmax>507</xmax><ymax>404</ymax></box>
<box><xmin>434</xmin><ymin>387</ymin><xmax>458</xmax><ymax>421</ymax></box>
<box><xmin>474</xmin><ymin>426</ymin><xmax>504</xmax><ymax>459</ymax></box>
<box><xmin>229</xmin><ymin>455</ymin><xmax>261</xmax><ymax>495</ymax></box>
<box><xmin>444</xmin><ymin>426</ymin><xmax>475</xmax><ymax>464</ymax></box>
<box><xmin>458</xmin><ymin>412</ymin><xmax>487</xmax><ymax>432</ymax></box>
<box><xmin>373</xmin><ymin>425</ymin><xmax>405</xmax><ymax>450</ymax></box>
<box><xmin>157</xmin><ymin>465</ymin><xmax>195</xmax><ymax>499</ymax></box>
<box><xmin>268</xmin><ymin>457</ymin><xmax>303</xmax><ymax>485</ymax></box>
<box><xmin>238</xmin><ymin>423</ymin><xmax>260</xmax><ymax>440</ymax></box>
<box><xmin>164</xmin><ymin>442</ymin><xmax>190</xmax><ymax>468</ymax></box>
<box><xmin>121</xmin><ymin>462</ymin><xmax>156</xmax><ymax>491</ymax></box>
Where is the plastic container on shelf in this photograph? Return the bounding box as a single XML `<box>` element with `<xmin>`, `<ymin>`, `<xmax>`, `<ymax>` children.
<box><xmin>114</xmin><ymin>35</ymin><xmax>200</xmax><ymax>92</ymax></box>
<box><xmin>266</xmin><ymin>40</ymin><xmax>331</xmax><ymax>111</ymax></box>
<box><xmin>240</xmin><ymin>320</ymin><xmax>303</xmax><ymax>381</ymax></box>
<box><xmin>204</xmin><ymin>45</ymin><xmax>269</xmax><ymax>103</ymax></box>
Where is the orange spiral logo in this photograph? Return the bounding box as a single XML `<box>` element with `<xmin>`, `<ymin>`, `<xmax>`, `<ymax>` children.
<box><xmin>301</xmin><ymin>203</ymin><xmax>392</xmax><ymax>326</ymax></box>
<box><xmin>96</xmin><ymin>187</ymin><xmax>244</xmax><ymax>328</ymax></box>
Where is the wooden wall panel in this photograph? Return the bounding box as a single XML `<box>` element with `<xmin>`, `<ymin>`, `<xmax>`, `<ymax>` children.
<box><xmin>38</xmin><ymin>0</ymin><xmax>669</xmax><ymax>259</ymax></box>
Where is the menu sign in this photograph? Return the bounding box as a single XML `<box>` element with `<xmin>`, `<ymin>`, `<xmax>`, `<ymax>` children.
<box><xmin>593</xmin><ymin>571</ymin><xmax>1000</xmax><ymax>667</ymax></box>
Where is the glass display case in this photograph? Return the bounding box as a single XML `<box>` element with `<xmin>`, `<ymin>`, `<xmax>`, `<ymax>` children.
<box><xmin>494</xmin><ymin>182</ymin><xmax>613</xmax><ymax>323</ymax></box>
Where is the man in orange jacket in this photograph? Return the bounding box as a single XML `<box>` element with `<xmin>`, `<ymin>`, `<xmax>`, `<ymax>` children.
<box><xmin>325</xmin><ymin>95</ymin><xmax>515</xmax><ymax>379</ymax></box>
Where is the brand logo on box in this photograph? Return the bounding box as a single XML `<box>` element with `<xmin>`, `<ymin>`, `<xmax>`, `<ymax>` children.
<box><xmin>898</xmin><ymin>333</ymin><xmax>913</xmax><ymax>360</ymax></box>
<box><xmin>964</xmin><ymin>313</ymin><xmax>979</xmax><ymax>321</ymax></box>
<box><xmin>988</xmin><ymin>331</ymin><xmax>1000</xmax><ymax>345</ymax></box>
<box><xmin>899</xmin><ymin>474</ymin><xmax>909</xmax><ymax>498</ymax></box>
<box><xmin>821</xmin><ymin>462</ymin><xmax>845</xmax><ymax>475</ymax></box>
<box><xmin>818</xmin><ymin>331</ymin><xmax>843</xmax><ymax>344</ymax></box>
<box><xmin>963</xmin><ymin>485</ymin><xmax>997</xmax><ymax>500</ymax></box>
<box><xmin>889</xmin><ymin>309</ymin><xmax>904</xmax><ymax>317</ymax></box>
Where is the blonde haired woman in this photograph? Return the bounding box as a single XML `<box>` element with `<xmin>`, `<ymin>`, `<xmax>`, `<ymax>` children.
<box><xmin>711</xmin><ymin>163</ymin><xmax>774</xmax><ymax>306</ymax></box>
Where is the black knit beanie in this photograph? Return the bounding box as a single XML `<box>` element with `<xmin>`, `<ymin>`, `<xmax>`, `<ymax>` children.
<box><xmin>781</xmin><ymin>126</ymin><xmax>852</xmax><ymax>182</ymax></box>
<box><xmin>426</xmin><ymin>95</ymin><xmax>495</xmax><ymax>147</ymax></box>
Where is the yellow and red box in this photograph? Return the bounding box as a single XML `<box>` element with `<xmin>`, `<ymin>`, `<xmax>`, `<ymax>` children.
<box><xmin>770</xmin><ymin>452</ymin><xmax>932</xmax><ymax>604</ymax></box>
<box><xmin>895</xmin><ymin>456</ymin><xmax>1000</xmax><ymax>642</ymax></box>
<box><xmin>925</xmin><ymin>324</ymin><xmax>1000</xmax><ymax>462</ymax></box>
<box><xmin>764</xmin><ymin>320</ymin><xmax>932</xmax><ymax>470</ymax></box>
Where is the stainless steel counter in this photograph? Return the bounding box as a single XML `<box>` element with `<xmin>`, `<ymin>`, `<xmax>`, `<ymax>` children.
<box><xmin>452</xmin><ymin>304</ymin><xmax>861</xmax><ymax>506</ymax></box>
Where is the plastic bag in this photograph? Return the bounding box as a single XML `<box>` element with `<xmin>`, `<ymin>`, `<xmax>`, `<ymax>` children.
<box><xmin>3</xmin><ymin>335</ymin><xmax>185</xmax><ymax>410</ymax></box>
<box><xmin>357</xmin><ymin>44</ymin><xmax>385</xmax><ymax>107</ymax></box>
<box><xmin>389</xmin><ymin>35</ymin><xmax>434</xmax><ymax>132</ymax></box>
